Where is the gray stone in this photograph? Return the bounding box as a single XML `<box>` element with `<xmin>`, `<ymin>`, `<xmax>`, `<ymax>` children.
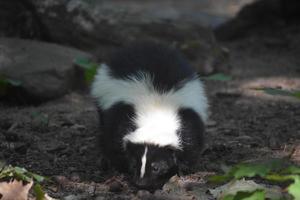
<box><xmin>0</xmin><ymin>0</ymin><xmax>47</xmax><ymax>39</ymax></box>
<box><xmin>0</xmin><ymin>38</ymin><xmax>91</xmax><ymax>102</ymax></box>
<box><xmin>27</xmin><ymin>0</ymin><xmax>230</xmax><ymax>75</ymax></box>
<box><xmin>215</xmin><ymin>0</ymin><xmax>300</xmax><ymax>40</ymax></box>
<box><xmin>63</xmin><ymin>194</ymin><xmax>90</xmax><ymax>200</ymax></box>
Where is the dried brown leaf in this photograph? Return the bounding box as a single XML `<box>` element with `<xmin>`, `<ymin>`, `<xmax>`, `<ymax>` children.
<box><xmin>0</xmin><ymin>180</ymin><xmax>33</xmax><ymax>200</ymax></box>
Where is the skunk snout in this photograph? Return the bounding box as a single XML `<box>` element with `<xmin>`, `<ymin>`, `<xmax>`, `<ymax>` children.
<box><xmin>133</xmin><ymin>176</ymin><xmax>166</xmax><ymax>191</ymax></box>
<box><xmin>134</xmin><ymin>178</ymin><xmax>149</xmax><ymax>189</ymax></box>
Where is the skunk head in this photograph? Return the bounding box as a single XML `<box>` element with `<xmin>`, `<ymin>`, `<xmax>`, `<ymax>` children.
<box><xmin>125</xmin><ymin>142</ymin><xmax>178</xmax><ymax>190</ymax></box>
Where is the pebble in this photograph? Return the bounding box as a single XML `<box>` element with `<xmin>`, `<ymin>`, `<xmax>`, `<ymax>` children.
<box><xmin>63</xmin><ymin>194</ymin><xmax>90</xmax><ymax>200</ymax></box>
<box><xmin>207</xmin><ymin>120</ymin><xmax>217</xmax><ymax>127</ymax></box>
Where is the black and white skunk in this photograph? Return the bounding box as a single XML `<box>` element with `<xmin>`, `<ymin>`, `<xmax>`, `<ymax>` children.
<box><xmin>91</xmin><ymin>42</ymin><xmax>208</xmax><ymax>190</ymax></box>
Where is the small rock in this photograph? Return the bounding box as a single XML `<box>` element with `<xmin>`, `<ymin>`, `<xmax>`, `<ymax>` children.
<box><xmin>269</xmin><ymin>137</ymin><xmax>280</xmax><ymax>149</ymax></box>
<box><xmin>38</xmin><ymin>140</ymin><xmax>66</xmax><ymax>153</ymax></box>
<box><xmin>3</xmin><ymin>131</ymin><xmax>20</xmax><ymax>142</ymax></box>
<box><xmin>0</xmin><ymin>38</ymin><xmax>92</xmax><ymax>102</ymax></box>
<box><xmin>68</xmin><ymin>167</ymin><xmax>77</xmax><ymax>172</ymax></box>
<box><xmin>223</xmin><ymin>129</ymin><xmax>237</xmax><ymax>136</ymax></box>
<box><xmin>12</xmin><ymin>142</ymin><xmax>29</xmax><ymax>154</ymax></box>
<box><xmin>27</xmin><ymin>1</ymin><xmax>229</xmax><ymax>75</ymax></box>
<box><xmin>215</xmin><ymin>92</ymin><xmax>241</xmax><ymax>98</ymax></box>
<box><xmin>7</xmin><ymin>122</ymin><xmax>19</xmax><ymax>132</ymax></box>
<box><xmin>108</xmin><ymin>180</ymin><xmax>123</xmax><ymax>193</ymax></box>
<box><xmin>71</xmin><ymin>124</ymin><xmax>86</xmax><ymax>131</ymax></box>
<box><xmin>79</xmin><ymin>145</ymin><xmax>88</xmax><ymax>155</ymax></box>
<box><xmin>95</xmin><ymin>196</ymin><xmax>105</xmax><ymax>200</ymax></box>
<box><xmin>137</xmin><ymin>190</ymin><xmax>151</xmax><ymax>198</ymax></box>
<box><xmin>70</xmin><ymin>173</ymin><xmax>81</xmax><ymax>182</ymax></box>
<box><xmin>63</xmin><ymin>194</ymin><xmax>90</xmax><ymax>200</ymax></box>
<box><xmin>206</xmin><ymin>127</ymin><xmax>218</xmax><ymax>134</ymax></box>
<box><xmin>206</xmin><ymin>120</ymin><xmax>217</xmax><ymax>127</ymax></box>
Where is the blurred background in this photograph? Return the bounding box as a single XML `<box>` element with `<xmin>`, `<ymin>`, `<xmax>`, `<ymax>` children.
<box><xmin>1</xmin><ymin>0</ymin><xmax>299</xmax><ymax>102</ymax></box>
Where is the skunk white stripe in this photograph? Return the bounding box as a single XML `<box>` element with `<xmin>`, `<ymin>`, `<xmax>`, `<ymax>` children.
<box><xmin>140</xmin><ymin>146</ymin><xmax>148</xmax><ymax>178</ymax></box>
<box><xmin>91</xmin><ymin>64</ymin><xmax>208</xmax><ymax>148</ymax></box>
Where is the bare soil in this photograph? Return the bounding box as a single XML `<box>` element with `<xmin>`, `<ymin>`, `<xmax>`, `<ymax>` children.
<box><xmin>1</xmin><ymin>23</ymin><xmax>300</xmax><ymax>200</ymax></box>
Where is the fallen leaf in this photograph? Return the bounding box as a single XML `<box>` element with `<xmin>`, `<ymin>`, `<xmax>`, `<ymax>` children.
<box><xmin>209</xmin><ymin>179</ymin><xmax>282</xmax><ymax>200</ymax></box>
<box><xmin>252</xmin><ymin>87</ymin><xmax>300</xmax><ymax>100</ymax></box>
<box><xmin>160</xmin><ymin>174</ymin><xmax>211</xmax><ymax>200</ymax></box>
<box><xmin>209</xmin><ymin>159</ymin><xmax>284</xmax><ymax>183</ymax></box>
<box><xmin>54</xmin><ymin>176</ymin><xmax>108</xmax><ymax>194</ymax></box>
<box><xmin>0</xmin><ymin>180</ymin><xmax>33</xmax><ymax>200</ymax></box>
<box><xmin>202</xmin><ymin>73</ymin><xmax>232</xmax><ymax>81</ymax></box>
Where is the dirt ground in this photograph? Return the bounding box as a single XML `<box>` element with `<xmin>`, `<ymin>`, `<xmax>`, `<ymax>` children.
<box><xmin>1</xmin><ymin>21</ymin><xmax>300</xmax><ymax>200</ymax></box>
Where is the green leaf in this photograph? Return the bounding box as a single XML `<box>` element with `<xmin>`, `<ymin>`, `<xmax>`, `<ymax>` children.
<box><xmin>210</xmin><ymin>159</ymin><xmax>285</xmax><ymax>183</ymax></box>
<box><xmin>180</xmin><ymin>40</ymin><xmax>203</xmax><ymax>50</ymax></box>
<box><xmin>74</xmin><ymin>57</ymin><xmax>99</xmax><ymax>83</ymax></box>
<box><xmin>223</xmin><ymin>194</ymin><xmax>235</xmax><ymax>200</ymax></box>
<box><xmin>223</xmin><ymin>190</ymin><xmax>265</xmax><ymax>200</ymax></box>
<box><xmin>14</xmin><ymin>172</ymin><xmax>31</xmax><ymax>182</ymax></box>
<box><xmin>257</xmin><ymin>88</ymin><xmax>291</xmax><ymax>96</ymax></box>
<box><xmin>33</xmin><ymin>183</ymin><xmax>45</xmax><ymax>200</ymax></box>
<box><xmin>287</xmin><ymin>176</ymin><xmax>300</xmax><ymax>200</ymax></box>
<box><xmin>0</xmin><ymin>165</ymin><xmax>47</xmax><ymax>185</ymax></box>
<box><xmin>0</xmin><ymin>78</ymin><xmax>8</xmax><ymax>87</ymax></box>
<box><xmin>252</xmin><ymin>87</ymin><xmax>300</xmax><ymax>100</ymax></box>
<box><xmin>28</xmin><ymin>172</ymin><xmax>45</xmax><ymax>183</ymax></box>
<box><xmin>30</xmin><ymin>112</ymin><xmax>49</xmax><ymax>126</ymax></box>
<box><xmin>282</xmin><ymin>166</ymin><xmax>300</xmax><ymax>175</ymax></box>
<box><xmin>84</xmin><ymin>64</ymin><xmax>98</xmax><ymax>83</ymax></box>
<box><xmin>0</xmin><ymin>76</ymin><xmax>22</xmax><ymax>95</ymax></box>
<box><xmin>233</xmin><ymin>160</ymin><xmax>283</xmax><ymax>179</ymax></box>
<box><xmin>0</xmin><ymin>169</ymin><xmax>13</xmax><ymax>179</ymax></box>
<box><xmin>202</xmin><ymin>73</ymin><xmax>232</xmax><ymax>81</ymax></box>
<box><xmin>233</xmin><ymin>164</ymin><xmax>271</xmax><ymax>179</ymax></box>
<box><xmin>74</xmin><ymin>57</ymin><xmax>98</xmax><ymax>69</ymax></box>
<box><xmin>14</xmin><ymin>167</ymin><xmax>28</xmax><ymax>174</ymax></box>
<box><xmin>209</xmin><ymin>161</ymin><xmax>300</xmax><ymax>200</ymax></box>
<box><xmin>0</xmin><ymin>76</ymin><xmax>22</xmax><ymax>86</ymax></box>
<box><xmin>5</xmin><ymin>78</ymin><xmax>22</xmax><ymax>86</ymax></box>
<box><xmin>292</xmin><ymin>91</ymin><xmax>300</xmax><ymax>99</ymax></box>
<box><xmin>265</xmin><ymin>174</ymin><xmax>294</xmax><ymax>182</ymax></box>
<box><xmin>208</xmin><ymin>174</ymin><xmax>232</xmax><ymax>183</ymax></box>
<box><xmin>31</xmin><ymin>111</ymin><xmax>40</xmax><ymax>118</ymax></box>
<box><xmin>13</xmin><ymin>167</ymin><xmax>31</xmax><ymax>182</ymax></box>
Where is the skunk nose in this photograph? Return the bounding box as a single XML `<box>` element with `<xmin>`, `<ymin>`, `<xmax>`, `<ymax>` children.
<box><xmin>134</xmin><ymin>178</ymin><xmax>150</xmax><ymax>189</ymax></box>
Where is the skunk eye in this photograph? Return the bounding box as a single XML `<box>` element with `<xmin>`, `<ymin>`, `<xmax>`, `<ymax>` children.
<box><xmin>152</xmin><ymin>161</ymin><xmax>170</xmax><ymax>175</ymax></box>
<box><xmin>152</xmin><ymin>165</ymin><xmax>159</xmax><ymax>172</ymax></box>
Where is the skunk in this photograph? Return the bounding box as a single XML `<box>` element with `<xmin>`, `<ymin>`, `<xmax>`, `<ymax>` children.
<box><xmin>91</xmin><ymin>42</ymin><xmax>208</xmax><ymax>190</ymax></box>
